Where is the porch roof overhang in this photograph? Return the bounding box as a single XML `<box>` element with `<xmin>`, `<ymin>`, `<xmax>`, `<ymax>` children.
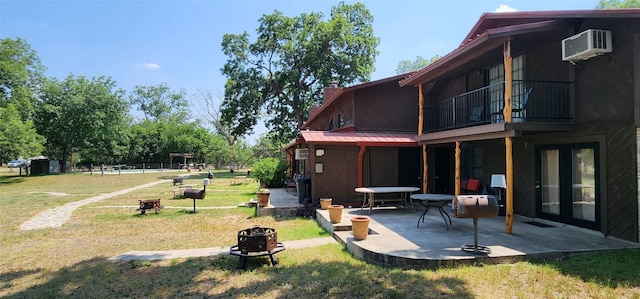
<box><xmin>300</xmin><ymin>131</ymin><xmax>419</xmax><ymax>147</ymax></box>
<box><xmin>399</xmin><ymin>20</ymin><xmax>565</xmax><ymax>87</ymax></box>
<box><xmin>416</xmin><ymin>122</ymin><xmax>579</xmax><ymax>145</ymax></box>
<box><xmin>282</xmin><ymin>137</ymin><xmax>304</xmax><ymax>152</ymax></box>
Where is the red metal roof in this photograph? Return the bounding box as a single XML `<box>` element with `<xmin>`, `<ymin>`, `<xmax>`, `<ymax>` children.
<box><xmin>300</xmin><ymin>131</ymin><xmax>418</xmax><ymax>146</ymax></box>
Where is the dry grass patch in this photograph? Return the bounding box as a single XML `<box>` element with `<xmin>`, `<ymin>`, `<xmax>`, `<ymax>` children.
<box><xmin>2</xmin><ymin>168</ymin><xmax>640</xmax><ymax>298</ymax></box>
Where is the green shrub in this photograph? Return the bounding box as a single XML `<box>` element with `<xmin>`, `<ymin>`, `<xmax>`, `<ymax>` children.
<box><xmin>252</xmin><ymin>158</ymin><xmax>287</xmax><ymax>188</ymax></box>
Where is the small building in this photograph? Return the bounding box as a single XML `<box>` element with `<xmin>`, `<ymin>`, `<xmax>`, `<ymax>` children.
<box><xmin>283</xmin><ymin>74</ymin><xmax>420</xmax><ymax>205</ymax></box>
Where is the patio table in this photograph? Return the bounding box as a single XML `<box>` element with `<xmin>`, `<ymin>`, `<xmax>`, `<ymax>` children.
<box><xmin>355</xmin><ymin>187</ymin><xmax>420</xmax><ymax>214</ymax></box>
<box><xmin>411</xmin><ymin>194</ymin><xmax>455</xmax><ymax>229</ymax></box>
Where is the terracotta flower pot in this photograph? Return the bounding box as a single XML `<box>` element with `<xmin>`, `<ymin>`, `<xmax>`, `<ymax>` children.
<box><xmin>327</xmin><ymin>204</ymin><xmax>344</xmax><ymax>224</ymax></box>
<box><xmin>257</xmin><ymin>191</ymin><xmax>270</xmax><ymax>207</ymax></box>
<box><xmin>320</xmin><ymin>198</ymin><xmax>332</xmax><ymax>210</ymax></box>
<box><xmin>351</xmin><ymin>216</ymin><xmax>370</xmax><ymax>240</ymax></box>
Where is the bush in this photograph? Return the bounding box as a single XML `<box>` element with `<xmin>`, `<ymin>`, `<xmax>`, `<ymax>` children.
<box><xmin>252</xmin><ymin>158</ymin><xmax>287</xmax><ymax>188</ymax></box>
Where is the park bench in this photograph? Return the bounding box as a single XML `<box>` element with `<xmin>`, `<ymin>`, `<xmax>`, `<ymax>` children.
<box><xmin>172</xmin><ymin>185</ymin><xmax>193</xmax><ymax>199</ymax></box>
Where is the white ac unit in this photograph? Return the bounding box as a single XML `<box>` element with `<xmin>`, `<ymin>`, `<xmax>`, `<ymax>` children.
<box><xmin>562</xmin><ymin>29</ymin><xmax>612</xmax><ymax>62</ymax></box>
<box><xmin>295</xmin><ymin>148</ymin><xmax>309</xmax><ymax>160</ymax></box>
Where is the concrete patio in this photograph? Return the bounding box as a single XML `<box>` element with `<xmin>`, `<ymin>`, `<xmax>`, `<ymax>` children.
<box><xmin>263</xmin><ymin>188</ymin><xmax>640</xmax><ymax>269</ymax></box>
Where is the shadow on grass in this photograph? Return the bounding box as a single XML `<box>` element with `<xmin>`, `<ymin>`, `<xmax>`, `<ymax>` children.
<box><xmin>531</xmin><ymin>249</ymin><xmax>640</xmax><ymax>288</ymax></box>
<box><xmin>0</xmin><ymin>174</ymin><xmax>27</xmax><ymax>185</ymax></box>
<box><xmin>1</xmin><ymin>249</ymin><xmax>473</xmax><ymax>298</ymax></box>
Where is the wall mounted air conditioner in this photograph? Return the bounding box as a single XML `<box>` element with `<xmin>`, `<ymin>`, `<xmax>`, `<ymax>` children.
<box><xmin>562</xmin><ymin>29</ymin><xmax>612</xmax><ymax>62</ymax></box>
<box><xmin>295</xmin><ymin>148</ymin><xmax>309</xmax><ymax>160</ymax></box>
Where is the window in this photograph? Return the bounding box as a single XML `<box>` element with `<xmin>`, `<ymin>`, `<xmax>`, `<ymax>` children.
<box><xmin>337</xmin><ymin>113</ymin><xmax>344</xmax><ymax>128</ymax></box>
<box><xmin>328</xmin><ymin>117</ymin><xmax>334</xmax><ymax>130</ymax></box>
<box><xmin>487</xmin><ymin>54</ymin><xmax>526</xmax><ymax>122</ymax></box>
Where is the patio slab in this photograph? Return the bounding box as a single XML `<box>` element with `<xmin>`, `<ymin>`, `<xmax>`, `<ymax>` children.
<box><xmin>267</xmin><ymin>189</ymin><xmax>640</xmax><ymax>269</ymax></box>
<box><xmin>316</xmin><ymin>206</ymin><xmax>640</xmax><ymax>269</ymax></box>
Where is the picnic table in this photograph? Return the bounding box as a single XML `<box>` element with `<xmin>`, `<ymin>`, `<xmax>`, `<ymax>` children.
<box><xmin>232</xmin><ymin>176</ymin><xmax>247</xmax><ymax>185</ymax></box>
<box><xmin>355</xmin><ymin>186</ymin><xmax>420</xmax><ymax>214</ymax></box>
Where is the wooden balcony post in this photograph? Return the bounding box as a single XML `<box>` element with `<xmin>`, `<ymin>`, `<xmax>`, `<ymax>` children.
<box><xmin>418</xmin><ymin>84</ymin><xmax>428</xmax><ymax>193</ymax></box>
<box><xmin>455</xmin><ymin>141</ymin><xmax>461</xmax><ymax>195</ymax></box>
<box><xmin>503</xmin><ymin>40</ymin><xmax>514</xmax><ymax>234</ymax></box>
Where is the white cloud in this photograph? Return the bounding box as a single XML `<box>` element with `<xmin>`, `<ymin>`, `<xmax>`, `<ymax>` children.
<box><xmin>495</xmin><ymin>4</ymin><xmax>517</xmax><ymax>12</ymax></box>
<box><xmin>136</xmin><ymin>62</ymin><xmax>161</xmax><ymax>70</ymax></box>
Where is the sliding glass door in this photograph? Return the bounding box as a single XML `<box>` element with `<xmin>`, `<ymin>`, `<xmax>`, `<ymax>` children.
<box><xmin>536</xmin><ymin>143</ymin><xmax>600</xmax><ymax>229</ymax></box>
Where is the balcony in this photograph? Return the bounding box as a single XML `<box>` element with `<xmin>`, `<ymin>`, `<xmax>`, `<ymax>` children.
<box><xmin>423</xmin><ymin>80</ymin><xmax>573</xmax><ymax>133</ymax></box>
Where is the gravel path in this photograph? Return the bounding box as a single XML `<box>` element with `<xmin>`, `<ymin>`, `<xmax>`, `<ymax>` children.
<box><xmin>19</xmin><ymin>180</ymin><xmax>170</xmax><ymax>230</ymax></box>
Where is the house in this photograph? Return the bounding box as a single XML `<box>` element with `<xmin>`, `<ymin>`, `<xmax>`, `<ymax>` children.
<box><xmin>399</xmin><ymin>9</ymin><xmax>640</xmax><ymax>242</ymax></box>
<box><xmin>283</xmin><ymin>75</ymin><xmax>420</xmax><ymax>205</ymax></box>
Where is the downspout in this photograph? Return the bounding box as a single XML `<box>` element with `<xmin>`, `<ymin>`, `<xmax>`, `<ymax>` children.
<box><xmin>357</xmin><ymin>145</ymin><xmax>366</xmax><ymax>187</ymax></box>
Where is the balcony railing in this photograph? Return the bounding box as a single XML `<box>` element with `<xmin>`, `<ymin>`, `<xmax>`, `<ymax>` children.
<box><xmin>423</xmin><ymin>80</ymin><xmax>573</xmax><ymax>133</ymax></box>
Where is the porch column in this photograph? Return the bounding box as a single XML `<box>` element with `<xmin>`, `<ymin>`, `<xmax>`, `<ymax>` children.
<box><xmin>357</xmin><ymin>145</ymin><xmax>366</xmax><ymax>187</ymax></box>
<box><xmin>503</xmin><ymin>40</ymin><xmax>514</xmax><ymax>234</ymax></box>
<box><xmin>418</xmin><ymin>83</ymin><xmax>428</xmax><ymax>192</ymax></box>
<box><xmin>455</xmin><ymin>141</ymin><xmax>461</xmax><ymax>195</ymax></box>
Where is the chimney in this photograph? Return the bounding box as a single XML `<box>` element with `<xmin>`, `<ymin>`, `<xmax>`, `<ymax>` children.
<box><xmin>308</xmin><ymin>103</ymin><xmax>322</xmax><ymax>118</ymax></box>
<box><xmin>323</xmin><ymin>81</ymin><xmax>340</xmax><ymax>105</ymax></box>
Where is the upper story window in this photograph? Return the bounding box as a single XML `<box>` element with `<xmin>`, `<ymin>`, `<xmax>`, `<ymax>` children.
<box><xmin>337</xmin><ymin>113</ymin><xmax>344</xmax><ymax>128</ymax></box>
<box><xmin>488</xmin><ymin>54</ymin><xmax>526</xmax><ymax>122</ymax></box>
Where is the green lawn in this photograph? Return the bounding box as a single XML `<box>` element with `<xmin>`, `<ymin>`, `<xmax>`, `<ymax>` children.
<box><xmin>1</xmin><ymin>167</ymin><xmax>639</xmax><ymax>298</ymax></box>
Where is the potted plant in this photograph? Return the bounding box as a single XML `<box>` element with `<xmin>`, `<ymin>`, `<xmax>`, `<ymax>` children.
<box><xmin>351</xmin><ymin>216</ymin><xmax>370</xmax><ymax>240</ymax></box>
<box><xmin>252</xmin><ymin>158</ymin><xmax>286</xmax><ymax>207</ymax></box>
<box><xmin>256</xmin><ymin>188</ymin><xmax>271</xmax><ymax>207</ymax></box>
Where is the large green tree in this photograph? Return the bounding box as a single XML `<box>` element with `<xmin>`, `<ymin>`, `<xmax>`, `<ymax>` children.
<box><xmin>0</xmin><ymin>104</ymin><xmax>44</xmax><ymax>161</ymax></box>
<box><xmin>35</xmin><ymin>75</ymin><xmax>129</xmax><ymax>171</ymax></box>
<box><xmin>596</xmin><ymin>0</ymin><xmax>640</xmax><ymax>8</ymax></box>
<box><xmin>396</xmin><ymin>55</ymin><xmax>441</xmax><ymax>74</ymax></box>
<box><xmin>0</xmin><ymin>38</ymin><xmax>45</xmax><ymax>121</ymax></box>
<box><xmin>220</xmin><ymin>2</ymin><xmax>379</xmax><ymax>144</ymax></box>
<box><xmin>129</xmin><ymin>83</ymin><xmax>189</xmax><ymax>122</ymax></box>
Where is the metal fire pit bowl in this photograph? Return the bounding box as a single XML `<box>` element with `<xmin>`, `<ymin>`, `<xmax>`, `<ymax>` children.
<box><xmin>230</xmin><ymin>226</ymin><xmax>285</xmax><ymax>269</ymax></box>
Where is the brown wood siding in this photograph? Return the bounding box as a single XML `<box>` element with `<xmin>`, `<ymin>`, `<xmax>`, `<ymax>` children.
<box><xmin>354</xmin><ymin>82</ymin><xmax>417</xmax><ymax>132</ymax></box>
<box><xmin>604</xmin><ymin>119</ymin><xmax>637</xmax><ymax>241</ymax></box>
<box><xmin>513</xmin><ymin>139</ymin><xmax>536</xmax><ymax>218</ymax></box>
<box><xmin>306</xmin><ymin>92</ymin><xmax>355</xmax><ymax>131</ymax></box>
<box><xmin>527</xmin><ymin>29</ymin><xmax>573</xmax><ymax>83</ymax></box>
<box><xmin>310</xmin><ymin>144</ymin><xmax>359</xmax><ymax>204</ymax></box>
<box><xmin>367</xmin><ymin>147</ymin><xmax>399</xmax><ymax>199</ymax></box>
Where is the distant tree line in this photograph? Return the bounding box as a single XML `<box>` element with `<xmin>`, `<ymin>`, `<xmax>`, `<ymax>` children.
<box><xmin>0</xmin><ymin>38</ymin><xmax>282</xmax><ymax>172</ymax></box>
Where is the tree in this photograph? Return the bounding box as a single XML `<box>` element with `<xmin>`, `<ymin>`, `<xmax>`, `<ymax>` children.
<box><xmin>0</xmin><ymin>104</ymin><xmax>44</xmax><ymax>162</ymax></box>
<box><xmin>0</xmin><ymin>38</ymin><xmax>46</xmax><ymax>121</ymax></box>
<box><xmin>194</xmin><ymin>89</ymin><xmax>239</xmax><ymax>146</ymax></box>
<box><xmin>596</xmin><ymin>0</ymin><xmax>640</xmax><ymax>8</ymax></box>
<box><xmin>395</xmin><ymin>55</ymin><xmax>441</xmax><ymax>74</ymax></box>
<box><xmin>35</xmin><ymin>75</ymin><xmax>129</xmax><ymax>171</ymax></box>
<box><xmin>129</xmin><ymin>83</ymin><xmax>189</xmax><ymax>122</ymax></box>
<box><xmin>220</xmin><ymin>2</ymin><xmax>379</xmax><ymax>144</ymax></box>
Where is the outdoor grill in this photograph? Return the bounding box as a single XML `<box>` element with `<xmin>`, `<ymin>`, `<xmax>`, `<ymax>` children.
<box><xmin>452</xmin><ymin>195</ymin><xmax>498</xmax><ymax>254</ymax></box>
<box><xmin>230</xmin><ymin>226</ymin><xmax>286</xmax><ymax>269</ymax></box>
<box><xmin>183</xmin><ymin>188</ymin><xmax>205</xmax><ymax>199</ymax></box>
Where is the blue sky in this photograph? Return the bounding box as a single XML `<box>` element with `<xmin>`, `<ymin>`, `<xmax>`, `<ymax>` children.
<box><xmin>1</xmin><ymin>0</ymin><xmax>598</xmax><ymax>143</ymax></box>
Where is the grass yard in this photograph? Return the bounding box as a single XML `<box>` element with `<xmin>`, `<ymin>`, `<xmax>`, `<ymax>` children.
<box><xmin>1</xmin><ymin>167</ymin><xmax>640</xmax><ymax>298</ymax></box>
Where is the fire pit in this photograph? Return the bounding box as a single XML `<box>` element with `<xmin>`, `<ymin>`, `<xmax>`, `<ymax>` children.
<box><xmin>229</xmin><ymin>226</ymin><xmax>285</xmax><ymax>269</ymax></box>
